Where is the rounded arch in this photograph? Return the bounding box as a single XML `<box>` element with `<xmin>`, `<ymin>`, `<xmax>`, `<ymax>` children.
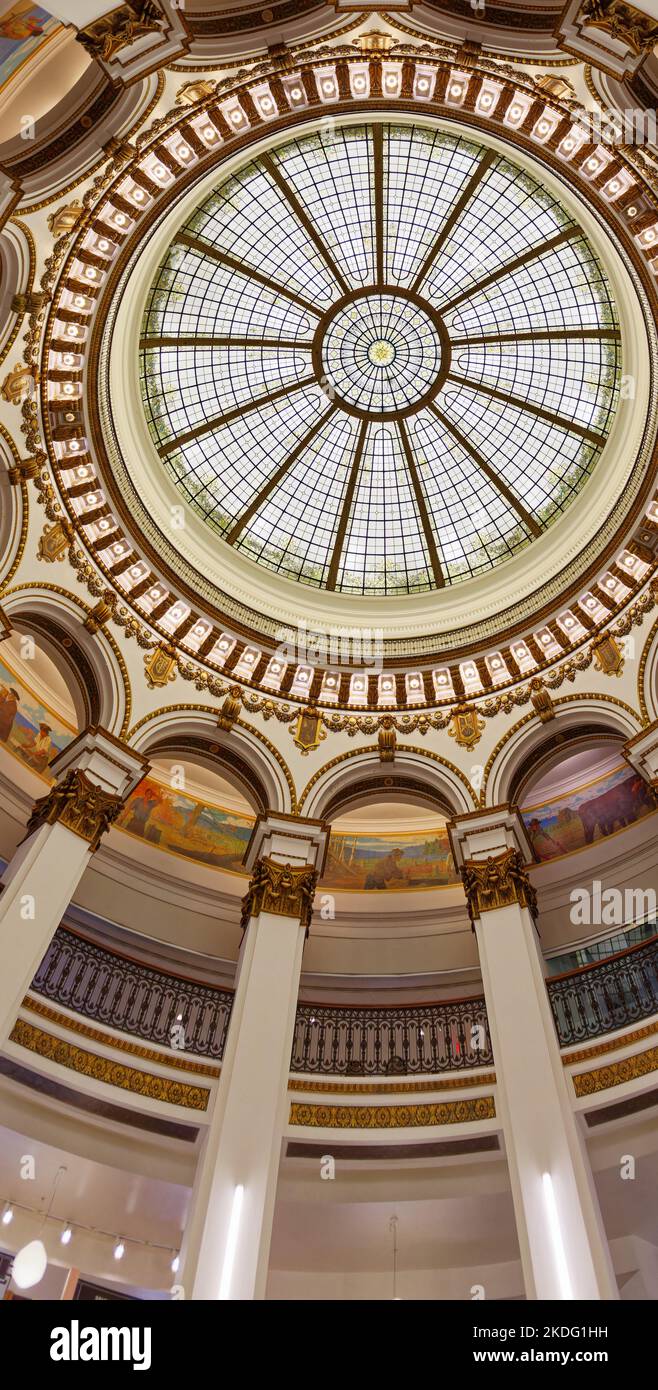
<box><xmin>127</xmin><ymin>706</ymin><xmax>293</xmax><ymax>815</ymax></box>
<box><xmin>483</xmin><ymin>695</ymin><xmax>642</xmax><ymax>809</ymax></box>
<box><xmin>299</xmin><ymin>745</ymin><xmax>477</xmax><ymax>821</ymax></box>
<box><xmin>0</xmin><ymin>219</ymin><xmax>34</xmax><ymax>363</ymax></box>
<box><xmin>639</xmin><ymin>612</ymin><xmax>658</xmax><ymax>725</ymax></box>
<box><xmin>0</xmin><ymin>428</ymin><xmax>27</xmax><ymax>588</ymax></box>
<box><xmin>0</xmin><ymin>585</ymin><xmax>130</xmax><ymax>736</ymax></box>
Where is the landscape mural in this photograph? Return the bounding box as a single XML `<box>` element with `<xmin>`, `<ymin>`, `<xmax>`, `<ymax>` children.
<box><xmin>0</xmin><ymin>654</ymin><xmax>75</xmax><ymax>773</ymax></box>
<box><xmin>116</xmin><ymin>778</ymin><xmax>254</xmax><ymax>872</ymax></box>
<box><xmin>321</xmin><ymin>827</ymin><xmax>459</xmax><ymax>891</ymax></box>
<box><xmin>522</xmin><ymin>762</ymin><xmax>656</xmax><ymax>862</ymax></box>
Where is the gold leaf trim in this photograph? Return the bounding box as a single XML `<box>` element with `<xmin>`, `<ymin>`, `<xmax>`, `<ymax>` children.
<box><xmin>572</xmin><ymin>1043</ymin><xmax>658</xmax><ymax>1097</ymax></box>
<box><xmin>9</xmin><ymin>1018</ymin><xmax>209</xmax><ymax>1111</ymax></box>
<box><xmin>289</xmin><ymin>1097</ymin><xmax>496</xmax><ymax>1128</ymax></box>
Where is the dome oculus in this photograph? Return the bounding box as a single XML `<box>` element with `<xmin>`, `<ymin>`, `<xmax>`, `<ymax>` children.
<box><xmin>140</xmin><ymin>122</ymin><xmax>621</xmax><ymax>596</ymax></box>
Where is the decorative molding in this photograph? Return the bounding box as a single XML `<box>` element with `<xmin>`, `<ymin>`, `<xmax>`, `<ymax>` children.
<box><xmin>241</xmin><ymin>855</ymin><xmax>318</xmax><ymax>933</ymax></box>
<box><xmin>289</xmin><ymin>1096</ymin><xmax>496</xmax><ymax>1128</ymax></box>
<box><xmin>77</xmin><ymin>2</ymin><xmax>163</xmax><ymax>64</ymax></box>
<box><xmin>562</xmin><ymin>1019</ymin><xmax>658</xmax><ymax>1064</ymax></box>
<box><xmin>288</xmin><ymin>1073</ymin><xmax>497</xmax><ymax>1094</ymax></box>
<box><xmin>23</xmin><ymin>996</ymin><xmax>220</xmax><ymax>1078</ymax></box>
<box><xmin>26</xmin><ymin>768</ymin><xmax>124</xmax><ymax>852</ymax></box>
<box><xmin>9</xmin><ymin>1018</ymin><xmax>209</xmax><ymax>1111</ymax></box>
<box><xmin>461</xmin><ymin>848</ymin><xmax>538</xmax><ymax>926</ymax></box>
<box><xmin>572</xmin><ymin>1043</ymin><xmax>658</xmax><ymax>1096</ymax></box>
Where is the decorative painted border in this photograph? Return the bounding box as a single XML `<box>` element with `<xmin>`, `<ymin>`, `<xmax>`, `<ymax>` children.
<box><xmin>572</xmin><ymin>1042</ymin><xmax>658</xmax><ymax>1096</ymax></box>
<box><xmin>9</xmin><ymin>1017</ymin><xmax>210</xmax><ymax>1111</ymax></box>
<box><xmin>289</xmin><ymin>1096</ymin><xmax>496</xmax><ymax>1126</ymax></box>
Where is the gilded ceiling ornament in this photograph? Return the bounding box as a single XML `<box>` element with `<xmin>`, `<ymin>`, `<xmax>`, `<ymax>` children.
<box><xmin>378</xmin><ymin>718</ymin><xmax>396</xmax><ymax>762</ymax></box>
<box><xmin>217</xmin><ymin>686</ymin><xmax>241</xmax><ymax>733</ymax></box>
<box><xmin>591</xmin><ymin>632</ymin><xmax>624</xmax><ymax>676</ymax></box>
<box><xmin>1</xmin><ymin>363</ymin><xmax>37</xmax><ymax>405</ymax></box>
<box><xmin>8</xmin><ymin>451</ymin><xmax>45</xmax><ymax>485</ymax></box>
<box><xmin>0</xmin><ymin>604</ymin><xmax>12</xmax><ymax>642</ymax></box>
<box><xmin>460</xmin><ymin>849</ymin><xmax>538</xmax><ymax>927</ymax></box>
<box><xmin>240</xmin><ymin>857</ymin><xmax>318</xmax><ymax>934</ymax></box>
<box><xmin>580</xmin><ymin>0</ymin><xmax>658</xmax><ymax>55</ymax></box>
<box><xmin>77</xmin><ymin>0</ymin><xmax>163</xmax><ymax>63</ymax></box>
<box><xmin>26</xmin><ymin>769</ymin><xmax>125</xmax><ymax>853</ymax></box>
<box><xmin>143</xmin><ymin>644</ymin><xmax>177</xmax><ymax>690</ymax></box>
<box><xmin>37</xmin><ymin>518</ymin><xmax>73</xmax><ymax>563</ymax></box>
<box><xmin>175</xmin><ymin>80</ymin><xmax>217</xmax><ymax>106</ymax></box>
<box><xmin>83</xmin><ymin>593</ymin><xmax>116</xmax><ymax>635</ymax></box>
<box><xmin>291</xmin><ymin>707</ymin><xmax>326</xmax><ymax>755</ymax></box>
<box><xmin>46</xmin><ymin>201</ymin><xmax>85</xmax><ymax>238</ymax></box>
<box><xmin>11</xmin><ymin>292</ymin><xmax>50</xmax><ymax>316</ymax></box>
<box><xmin>529</xmin><ymin>678</ymin><xmax>556</xmax><ymax>723</ymax></box>
<box><xmin>448</xmin><ymin>703</ymin><xmax>485</xmax><ymax>750</ymax></box>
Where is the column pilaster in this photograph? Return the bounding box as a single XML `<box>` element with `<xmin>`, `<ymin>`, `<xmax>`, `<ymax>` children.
<box><xmin>0</xmin><ymin>727</ymin><xmax>148</xmax><ymax>1047</ymax></box>
<box><xmin>182</xmin><ymin>812</ymin><xmax>329</xmax><ymax>1301</ymax></box>
<box><xmin>449</xmin><ymin>805</ymin><xmax>618</xmax><ymax>1300</ymax></box>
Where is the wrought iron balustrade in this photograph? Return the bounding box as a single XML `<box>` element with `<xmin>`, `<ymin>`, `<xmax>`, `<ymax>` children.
<box><xmin>290</xmin><ymin>998</ymin><xmax>493</xmax><ymax>1075</ymax></box>
<box><xmin>31</xmin><ymin>929</ymin><xmax>658</xmax><ymax>1077</ymax></box>
<box><xmin>31</xmin><ymin>927</ymin><xmax>234</xmax><ymax>1061</ymax></box>
<box><xmin>547</xmin><ymin>935</ymin><xmax>658</xmax><ymax>1046</ymax></box>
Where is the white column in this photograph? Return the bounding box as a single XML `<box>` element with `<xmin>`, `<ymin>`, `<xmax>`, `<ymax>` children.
<box><xmin>182</xmin><ymin>813</ymin><xmax>328</xmax><ymax>1302</ymax></box>
<box><xmin>450</xmin><ymin>807</ymin><xmax>618</xmax><ymax>1301</ymax></box>
<box><xmin>0</xmin><ymin>727</ymin><xmax>147</xmax><ymax>1048</ymax></box>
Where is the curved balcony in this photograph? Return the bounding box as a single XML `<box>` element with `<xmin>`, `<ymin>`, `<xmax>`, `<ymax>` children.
<box><xmin>547</xmin><ymin>933</ymin><xmax>658</xmax><ymax>1048</ymax></box>
<box><xmin>28</xmin><ymin>927</ymin><xmax>658</xmax><ymax>1077</ymax></box>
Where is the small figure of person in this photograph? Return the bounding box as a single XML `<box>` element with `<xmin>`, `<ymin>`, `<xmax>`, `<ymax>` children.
<box><xmin>25</xmin><ymin>720</ymin><xmax>52</xmax><ymax>771</ymax></box>
<box><xmin>0</xmin><ymin>685</ymin><xmax>20</xmax><ymax>744</ymax></box>
<box><xmin>527</xmin><ymin>816</ymin><xmax>565</xmax><ymax>861</ymax></box>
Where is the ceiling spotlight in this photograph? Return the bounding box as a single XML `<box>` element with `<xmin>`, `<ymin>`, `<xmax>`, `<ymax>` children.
<box><xmin>171</xmin><ymin>1254</ymin><xmax>180</xmax><ymax>1273</ymax></box>
<box><xmin>60</xmin><ymin>1225</ymin><xmax>73</xmax><ymax>1246</ymax></box>
<box><xmin>113</xmin><ymin>1240</ymin><xmax>125</xmax><ymax>1261</ymax></box>
<box><xmin>2</xmin><ymin>1204</ymin><xmax>13</xmax><ymax>1225</ymax></box>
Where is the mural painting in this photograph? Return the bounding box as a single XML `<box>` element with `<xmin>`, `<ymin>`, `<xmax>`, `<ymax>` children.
<box><xmin>0</xmin><ymin>655</ymin><xmax>74</xmax><ymax>773</ymax></box>
<box><xmin>522</xmin><ymin>763</ymin><xmax>656</xmax><ymax>862</ymax></box>
<box><xmin>321</xmin><ymin>828</ymin><xmax>458</xmax><ymax>891</ymax></box>
<box><xmin>116</xmin><ymin>778</ymin><xmax>254</xmax><ymax>872</ymax></box>
<box><xmin>0</xmin><ymin>5</ymin><xmax>59</xmax><ymax>88</ymax></box>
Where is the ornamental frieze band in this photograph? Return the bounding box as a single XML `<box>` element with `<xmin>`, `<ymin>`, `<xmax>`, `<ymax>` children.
<box><xmin>240</xmin><ymin>856</ymin><xmax>318</xmax><ymax>933</ymax></box>
<box><xmin>460</xmin><ymin>849</ymin><xmax>538</xmax><ymax>926</ymax></box>
<box><xmin>25</xmin><ymin>768</ymin><xmax>125</xmax><ymax>853</ymax></box>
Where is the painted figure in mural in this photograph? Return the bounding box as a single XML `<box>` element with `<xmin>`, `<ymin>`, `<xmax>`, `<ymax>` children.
<box><xmin>23</xmin><ymin>721</ymin><xmax>52</xmax><ymax>771</ymax></box>
<box><xmin>0</xmin><ymin>685</ymin><xmax>20</xmax><ymax>743</ymax></box>
<box><xmin>527</xmin><ymin>817</ymin><xmax>566</xmax><ymax>860</ymax></box>
<box><xmin>121</xmin><ymin>781</ymin><xmax>163</xmax><ymax>837</ymax></box>
<box><xmin>364</xmin><ymin>846</ymin><xmax>407</xmax><ymax>891</ymax></box>
<box><xmin>0</xmin><ymin>4</ymin><xmax>46</xmax><ymax>42</ymax></box>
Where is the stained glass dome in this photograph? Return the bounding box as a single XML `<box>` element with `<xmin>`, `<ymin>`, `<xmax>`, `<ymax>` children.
<box><xmin>140</xmin><ymin>122</ymin><xmax>621</xmax><ymax>596</ymax></box>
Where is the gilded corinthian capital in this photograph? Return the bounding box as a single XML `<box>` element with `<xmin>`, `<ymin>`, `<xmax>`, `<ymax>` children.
<box><xmin>460</xmin><ymin>849</ymin><xmax>538</xmax><ymax>927</ymax></box>
<box><xmin>26</xmin><ymin>769</ymin><xmax>124</xmax><ymax>853</ymax></box>
<box><xmin>240</xmin><ymin>856</ymin><xmax>319</xmax><ymax>935</ymax></box>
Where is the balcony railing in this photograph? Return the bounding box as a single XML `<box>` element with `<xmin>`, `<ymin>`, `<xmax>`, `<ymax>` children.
<box><xmin>31</xmin><ymin>927</ymin><xmax>233</xmax><ymax>1061</ymax></box>
<box><xmin>291</xmin><ymin>999</ymin><xmax>492</xmax><ymax>1075</ymax></box>
<box><xmin>29</xmin><ymin>928</ymin><xmax>658</xmax><ymax>1076</ymax></box>
<box><xmin>547</xmin><ymin>935</ymin><xmax>658</xmax><ymax>1047</ymax></box>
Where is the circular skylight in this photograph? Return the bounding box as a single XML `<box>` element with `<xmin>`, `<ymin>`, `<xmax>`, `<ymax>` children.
<box><xmin>140</xmin><ymin>122</ymin><xmax>621</xmax><ymax>596</ymax></box>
